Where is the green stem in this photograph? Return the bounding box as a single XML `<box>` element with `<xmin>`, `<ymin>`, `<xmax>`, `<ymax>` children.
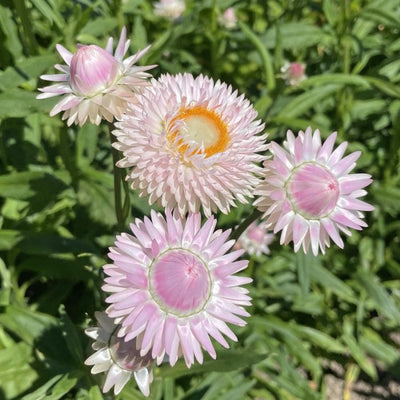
<box><xmin>210</xmin><ymin>0</ymin><xmax>219</xmax><ymax>75</ymax></box>
<box><xmin>231</xmin><ymin>209</ymin><xmax>263</xmax><ymax>241</ymax></box>
<box><xmin>13</xmin><ymin>0</ymin><xmax>38</xmax><ymax>55</ymax></box>
<box><xmin>108</xmin><ymin>123</ymin><xmax>130</xmax><ymax>231</ymax></box>
<box><xmin>59</xmin><ymin>128</ymin><xmax>79</xmax><ymax>192</ymax></box>
<box><xmin>239</xmin><ymin>21</ymin><xmax>276</xmax><ymax>91</ymax></box>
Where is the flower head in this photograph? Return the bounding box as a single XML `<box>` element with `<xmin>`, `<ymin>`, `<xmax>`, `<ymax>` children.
<box><xmin>113</xmin><ymin>73</ymin><xmax>267</xmax><ymax>216</ymax></box>
<box><xmin>37</xmin><ymin>27</ymin><xmax>156</xmax><ymax>126</ymax></box>
<box><xmin>85</xmin><ymin>312</ymin><xmax>154</xmax><ymax>396</ymax></box>
<box><xmin>219</xmin><ymin>8</ymin><xmax>238</xmax><ymax>29</ymax></box>
<box><xmin>154</xmin><ymin>0</ymin><xmax>185</xmax><ymax>20</ymax></box>
<box><xmin>254</xmin><ymin>128</ymin><xmax>374</xmax><ymax>255</ymax></box>
<box><xmin>236</xmin><ymin>221</ymin><xmax>274</xmax><ymax>257</ymax></box>
<box><xmin>281</xmin><ymin>62</ymin><xmax>307</xmax><ymax>86</ymax></box>
<box><xmin>102</xmin><ymin>209</ymin><xmax>252</xmax><ymax>368</ymax></box>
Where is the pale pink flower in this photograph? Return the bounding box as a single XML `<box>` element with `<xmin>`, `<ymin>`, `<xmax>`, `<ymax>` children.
<box><xmin>219</xmin><ymin>8</ymin><xmax>238</xmax><ymax>29</ymax></box>
<box><xmin>102</xmin><ymin>209</ymin><xmax>252</xmax><ymax>368</ymax></box>
<box><xmin>281</xmin><ymin>62</ymin><xmax>307</xmax><ymax>86</ymax></box>
<box><xmin>37</xmin><ymin>27</ymin><xmax>156</xmax><ymax>126</ymax></box>
<box><xmin>154</xmin><ymin>0</ymin><xmax>185</xmax><ymax>20</ymax></box>
<box><xmin>113</xmin><ymin>73</ymin><xmax>267</xmax><ymax>216</ymax></box>
<box><xmin>254</xmin><ymin>128</ymin><xmax>374</xmax><ymax>255</ymax></box>
<box><xmin>237</xmin><ymin>221</ymin><xmax>274</xmax><ymax>257</ymax></box>
<box><xmin>85</xmin><ymin>312</ymin><xmax>154</xmax><ymax>396</ymax></box>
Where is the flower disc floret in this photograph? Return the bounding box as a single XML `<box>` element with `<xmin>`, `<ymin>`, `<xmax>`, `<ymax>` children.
<box><xmin>102</xmin><ymin>209</ymin><xmax>252</xmax><ymax>368</ymax></box>
<box><xmin>254</xmin><ymin>127</ymin><xmax>374</xmax><ymax>255</ymax></box>
<box><xmin>113</xmin><ymin>73</ymin><xmax>268</xmax><ymax>216</ymax></box>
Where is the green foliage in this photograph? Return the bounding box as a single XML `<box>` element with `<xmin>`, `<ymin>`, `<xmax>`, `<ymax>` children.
<box><xmin>0</xmin><ymin>0</ymin><xmax>399</xmax><ymax>399</ymax></box>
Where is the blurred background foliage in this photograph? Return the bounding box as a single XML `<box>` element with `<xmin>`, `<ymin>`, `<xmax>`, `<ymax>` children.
<box><xmin>0</xmin><ymin>0</ymin><xmax>399</xmax><ymax>399</ymax></box>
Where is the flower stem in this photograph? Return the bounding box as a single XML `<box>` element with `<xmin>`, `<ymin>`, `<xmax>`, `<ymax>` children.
<box><xmin>231</xmin><ymin>209</ymin><xmax>263</xmax><ymax>241</ymax></box>
<box><xmin>13</xmin><ymin>0</ymin><xmax>38</xmax><ymax>55</ymax></box>
<box><xmin>108</xmin><ymin>123</ymin><xmax>130</xmax><ymax>231</ymax></box>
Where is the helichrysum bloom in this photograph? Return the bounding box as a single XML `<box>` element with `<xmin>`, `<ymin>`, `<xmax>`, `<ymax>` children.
<box><xmin>37</xmin><ymin>27</ymin><xmax>155</xmax><ymax>126</ymax></box>
<box><xmin>236</xmin><ymin>221</ymin><xmax>274</xmax><ymax>257</ymax></box>
<box><xmin>219</xmin><ymin>8</ymin><xmax>238</xmax><ymax>29</ymax></box>
<box><xmin>85</xmin><ymin>312</ymin><xmax>154</xmax><ymax>396</ymax></box>
<box><xmin>102</xmin><ymin>209</ymin><xmax>252</xmax><ymax>368</ymax></box>
<box><xmin>281</xmin><ymin>62</ymin><xmax>307</xmax><ymax>86</ymax></box>
<box><xmin>254</xmin><ymin>128</ymin><xmax>374</xmax><ymax>255</ymax></box>
<box><xmin>113</xmin><ymin>73</ymin><xmax>267</xmax><ymax>216</ymax></box>
<box><xmin>154</xmin><ymin>0</ymin><xmax>185</xmax><ymax>20</ymax></box>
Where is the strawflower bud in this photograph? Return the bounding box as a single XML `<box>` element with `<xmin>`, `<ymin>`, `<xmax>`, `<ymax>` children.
<box><xmin>281</xmin><ymin>62</ymin><xmax>307</xmax><ymax>86</ymax></box>
<box><xmin>37</xmin><ymin>27</ymin><xmax>156</xmax><ymax>126</ymax></box>
<box><xmin>219</xmin><ymin>8</ymin><xmax>238</xmax><ymax>29</ymax></box>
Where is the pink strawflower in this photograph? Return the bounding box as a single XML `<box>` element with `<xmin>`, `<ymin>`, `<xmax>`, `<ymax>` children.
<box><xmin>102</xmin><ymin>209</ymin><xmax>252</xmax><ymax>368</ymax></box>
<box><xmin>219</xmin><ymin>8</ymin><xmax>238</xmax><ymax>29</ymax></box>
<box><xmin>37</xmin><ymin>27</ymin><xmax>156</xmax><ymax>126</ymax></box>
<box><xmin>85</xmin><ymin>312</ymin><xmax>154</xmax><ymax>396</ymax></box>
<box><xmin>254</xmin><ymin>128</ymin><xmax>374</xmax><ymax>255</ymax></box>
<box><xmin>113</xmin><ymin>73</ymin><xmax>267</xmax><ymax>216</ymax></box>
<box><xmin>237</xmin><ymin>221</ymin><xmax>274</xmax><ymax>257</ymax></box>
<box><xmin>154</xmin><ymin>0</ymin><xmax>185</xmax><ymax>20</ymax></box>
<box><xmin>281</xmin><ymin>62</ymin><xmax>307</xmax><ymax>86</ymax></box>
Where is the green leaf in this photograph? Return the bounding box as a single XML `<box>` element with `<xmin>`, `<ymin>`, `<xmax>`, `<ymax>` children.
<box><xmin>31</xmin><ymin>0</ymin><xmax>65</xmax><ymax>29</ymax></box>
<box><xmin>133</xmin><ymin>15</ymin><xmax>148</xmax><ymax>51</ymax></box>
<box><xmin>88</xmin><ymin>385</ymin><xmax>104</xmax><ymax>400</ymax></box>
<box><xmin>292</xmin><ymin>325</ymin><xmax>346</xmax><ymax>354</ymax></box>
<box><xmin>360</xmin><ymin>327</ymin><xmax>399</xmax><ymax>366</ymax></box>
<box><xmin>309</xmin><ymin>262</ymin><xmax>354</xmax><ymax>300</ymax></box>
<box><xmin>356</xmin><ymin>270</ymin><xmax>400</xmax><ymax>321</ymax></box>
<box><xmin>0</xmin><ymin>171</ymin><xmax>67</xmax><ymax>208</ymax></box>
<box><xmin>262</xmin><ymin>23</ymin><xmax>328</xmax><ymax>50</ymax></box>
<box><xmin>299</xmin><ymin>73</ymin><xmax>371</xmax><ymax>89</ymax></box>
<box><xmin>0</xmin><ymin>5</ymin><xmax>23</xmax><ymax>60</ymax></box>
<box><xmin>0</xmin><ymin>230</ymin><xmax>22</xmax><ymax>251</ymax></box>
<box><xmin>296</xmin><ymin>251</ymin><xmax>311</xmax><ymax>297</ymax></box>
<box><xmin>0</xmin><ymin>88</ymin><xmax>55</xmax><ymax>118</ymax></box>
<box><xmin>372</xmin><ymin>183</ymin><xmax>400</xmax><ymax>214</ymax></box>
<box><xmin>0</xmin><ymin>305</ymin><xmax>75</xmax><ymax>373</ymax></box>
<box><xmin>3</xmin><ymin>230</ymin><xmax>97</xmax><ymax>255</ymax></box>
<box><xmin>364</xmin><ymin>76</ymin><xmax>400</xmax><ymax>98</ymax></box>
<box><xmin>46</xmin><ymin>373</ymin><xmax>79</xmax><ymax>399</ymax></box>
<box><xmin>18</xmin><ymin>255</ymin><xmax>95</xmax><ymax>281</ymax></box>
<box><xmin>21</xmin><ymin>375</ymin><xmax>64</xmax><ymax>400</ymax></box>
<box><xmin>218</xmin><ymin>380</ymin><xmax>255</xmax><ymax>400</ymax></box>
<box><xmin>0</xmin><ymin>342</ymin><xmax>38</xmax><ymax>399</ymax></box>
<box><xmin>78</xmin><ymin>168</ymin><xmax>116</xmax><ymax>227</ymax></box>
<box><xmin>0</xmin><ymin>305</ymin><xmax>57</xmax><ymax>345</ymax></box>
<box><xmin>158</xmin><ymin>349</ymin><xmax>267</xmax><ymax>378</ymax></box>
<box><xmin>0</xmin><ymin>54</ymin><xmax>58</xmax><ymax>90</ymax></box>
<box><xmin>252</xmin><ymin>316</ymin><xmax>321</xmax><ymax>378</ymax></box>
<box><xmin>59</xmin><ymin>305</ymin><xmax>85</xmax><ymax>365</ymax></box>
<box><xmin>79</xmin><ymin>17</ymin><xmax>118</xmax><ymax>38</ymax></box>
<box><xmin>0</xmin><ymin>257</ymin><xmax>11</xmax><ymax>305</ymax></box>
<box><xmin>277</xmin><ymin>84</ymin><xmax>342</xmax><ymax>118</ymax></box>
<box><xmin>342</xmin><ymin>332</ymin><xmax>377</xmax><ymax>379</ymax></box>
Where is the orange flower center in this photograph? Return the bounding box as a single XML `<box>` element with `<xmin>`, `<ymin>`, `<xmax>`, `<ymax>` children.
<box><xmin>168</xmin><ymin>106</ymin><xmax>229</xmax><ymax>157</ymax></box>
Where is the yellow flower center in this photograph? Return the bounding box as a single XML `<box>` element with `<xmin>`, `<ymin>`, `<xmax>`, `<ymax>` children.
<box><xmin>168</xmin><ymin>106</ymin><xmax>229</xmax><ymax>157</ymax></box>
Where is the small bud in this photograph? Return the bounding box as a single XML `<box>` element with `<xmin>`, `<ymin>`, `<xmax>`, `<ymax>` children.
<box><xmin>281</xmin><ymin>62</ymin><xmax>307</xmax><ymax>86</ymax></box>
<box><xmin>70</xmin><ymin>45</ymin><xmax>121</xmax><ymax>96</ymax></box>
<box><xmin>154</xmin><ymin>0</ymin><xmax>185</xmax><ymax>20</ymax></box>
<box><xmin>219</xmin><ymin>8</ymin><xmax>237</xmax><ymax>29</ymax></box>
